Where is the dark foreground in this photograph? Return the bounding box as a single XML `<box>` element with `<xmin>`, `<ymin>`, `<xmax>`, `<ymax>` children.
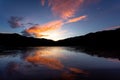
<box><xmin>0</xmin><ymin>47</ymin><xmax>120</xmax><ymax>80</ymax></box>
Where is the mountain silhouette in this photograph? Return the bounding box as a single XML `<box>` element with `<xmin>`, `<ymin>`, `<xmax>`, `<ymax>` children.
<box><xmin>0</xmin><ymin>28</ymin><xmax>120</xmax><ymax>50</ymax></box>
<box><xmin>57</xmin><ymin>28</ymin><xmax>120</xmax><ymax>50</ymax></box>
<box><xmin>0</xmin><ymin>33</ymin><xmax>54</xmax><ymax>46</ymax></box>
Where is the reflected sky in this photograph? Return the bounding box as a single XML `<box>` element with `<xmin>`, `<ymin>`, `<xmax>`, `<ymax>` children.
<box><xmin>0</xmin><ymin>47</ymin><xmax>120</xmax><ymax>80</ymax></box>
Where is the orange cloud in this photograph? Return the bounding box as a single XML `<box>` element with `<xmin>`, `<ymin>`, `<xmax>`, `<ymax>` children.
<box><xmin>41</xmin><ymin>0</ymin><xmax>98</xmax><ymax>19</ymax></box>
<box><xmin>25</xmin><ymin>20</ymin><xmax>64</xmax><ymax>38</ymax></box>
<box><xmin>22</xmin><ymin>15</ymin><xmax>87</xmax><ymax>40</ymax></box>
<box><xmin>66</xmin><ymin>15</ymin><xmax>87</xmax><ymax>23</ymax></box>
<box><xmin>37</xmin><ymin>0</ymin><xmax>100</xmax><ymax>40</ymax></box>
<box><xmin>46</xmin><ymin>0</ymin><xmax>84</xmax><ymax>19</ymax></box>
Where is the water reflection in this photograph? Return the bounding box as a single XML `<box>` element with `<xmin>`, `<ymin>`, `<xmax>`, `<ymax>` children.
<box><xmin>0</xmin><ymin>47</ymin><xmax>88</xmax><ymax>80</ymax></box>
<box><xmin>25</xmin><ymin>47</ymin><xmax>64</xmax><ymax>70</ymax></box>
<box><xmin>0</xmin><ymin>47</ymin><xmax>120</xmax><ymax>80</ymax></box>
<box><xmin>25</xmin><ymin>47</ymin><xmax>88</xmax><ymax>80</ymax></box>
<box><xmin>69</xmin><ymin>47</ymin><xmax>120</xmax><ymax>60</ymax></box>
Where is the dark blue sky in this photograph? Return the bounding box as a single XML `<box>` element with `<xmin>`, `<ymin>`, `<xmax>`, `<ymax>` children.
<box><xmin>0</xmin><ymin>0</ymin><xmax>120</xmax><ymax>40</ymax></box>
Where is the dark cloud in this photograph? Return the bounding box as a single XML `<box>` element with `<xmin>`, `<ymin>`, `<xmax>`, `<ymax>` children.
<box><xmin>27</xmin><ymin>23</ymin><xmax>39</xmax><ymax>26</ymax></box>
<box><xmin>21</xmin><ymin>30</ymin><xmax>33</xmax><ymax>37</ymax></box>
<box><xmin>8</xmin><ymin>16</ymin><xmax>24</xmax><ymax>28</ymax></box>
<box><xmin>27</xmin><ymin>23</ymin><xmax>34</xmax><ymax>25</ymax></box>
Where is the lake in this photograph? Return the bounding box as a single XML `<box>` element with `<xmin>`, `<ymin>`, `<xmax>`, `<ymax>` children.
<box><xmin>0</xmin><ymin>47</ymin><xmax>120</xmax><ymax>80</ymax></box>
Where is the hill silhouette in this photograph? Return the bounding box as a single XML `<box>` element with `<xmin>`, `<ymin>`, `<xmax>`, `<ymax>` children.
<box><xmin>57</xmin><ymin>28</ymin><xmax>120</xmax><ymax>50</ymax></box>
<box><xmin>0</xmin><ymin>28</ymin><xmax>120</xmax><ymax>49</ymax></box>
<box><xmin>0</xmin><ymin>33</ymin><xmax>54</xmax><ymax>46</ymax></box>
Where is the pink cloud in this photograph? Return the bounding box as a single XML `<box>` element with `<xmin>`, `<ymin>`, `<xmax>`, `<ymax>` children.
<box><xmin>66</xmin><ymin>15</ymin><xmax>87</xmax><ymax>23</ymax></box>
<box><xmin>104</xmin><ymin>26</ymin><xmax>120</xmax><ymax>30</ymax></box>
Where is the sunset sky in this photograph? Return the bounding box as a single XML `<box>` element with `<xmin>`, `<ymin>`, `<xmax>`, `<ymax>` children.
<box><xmin>0</xmin><ymin>0</ymin><xmax>120</xmax><ymax>40</ymax></box>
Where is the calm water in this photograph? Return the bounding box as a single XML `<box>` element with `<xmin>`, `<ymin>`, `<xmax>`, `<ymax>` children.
<box><xmin>0</xmin><ymin>47</ymin><xmax>120</xmax><ymax>80</ymax></box>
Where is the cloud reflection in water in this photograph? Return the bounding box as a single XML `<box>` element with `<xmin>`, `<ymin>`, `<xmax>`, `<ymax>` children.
<box><xmin>1</xmin><ymin>47</ymin><xmax>88</xmax><ymax>80</ymax></box>
<box><xmin>25</xmin><ymin>47</ymin><xmax>89</xmax><ymax>80</ymax></box>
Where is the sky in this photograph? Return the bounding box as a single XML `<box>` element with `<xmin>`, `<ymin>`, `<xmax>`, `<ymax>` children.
<box><xmin>0</xmin><ymin>0</ymin><xmax>120</xmax><ymax>41</ymax></box>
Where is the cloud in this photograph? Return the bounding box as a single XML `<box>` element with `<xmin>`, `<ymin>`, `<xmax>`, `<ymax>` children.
<box><xmin>49</xmin><ymin>0</ymin><xmax>84</xmax><ymax>19</ymax></box>
<box><xmin>8</xmin><ymin>16</ymin><xmax>24</xmax><ymax>28</ymax></box>
<box><xmin>41</xmin><ymin>0</ymin><xmax>45</xmax><ymax>6</ymax></box>
<box><xmin>21</xmin><ymin>30</ymin><xmax>33</xmax><ymax>37</ymax></box>
<box><xmin>21</xmin><ymin>0</ymin><xmax>97</xmax><ymax>40</ymax></box>
<box><xmin>42</xmin><ymin>0</ymin><xmax>84</xmax><ymax>19</ymax></box>
<box><xmin>41</xmin><ymin>0</ymin><xmax>99</xmax><ymax>19</ymax></box>
<box><xmin>66</xmin><ymin>15</ymin><xmax>87</xmax><ymax>23</ymax></box>
<box><xmin>22</xmin><ymin>20</ymin><xmax>64</xmax><ymax>38</ymax></box>
<box><xmin>104</xmin><ymin>26</ymin><xmax>120</xmax><ymax>30</ymax></box>
<box><xmin>22</xmin><ymin>29</ymin><xmax>49</xmax><ymax>38</ymax></box>
<box><xmin>21</xmin><ymin>15</ymin><xmax>87</xmax><ymax>40</ymax></box>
